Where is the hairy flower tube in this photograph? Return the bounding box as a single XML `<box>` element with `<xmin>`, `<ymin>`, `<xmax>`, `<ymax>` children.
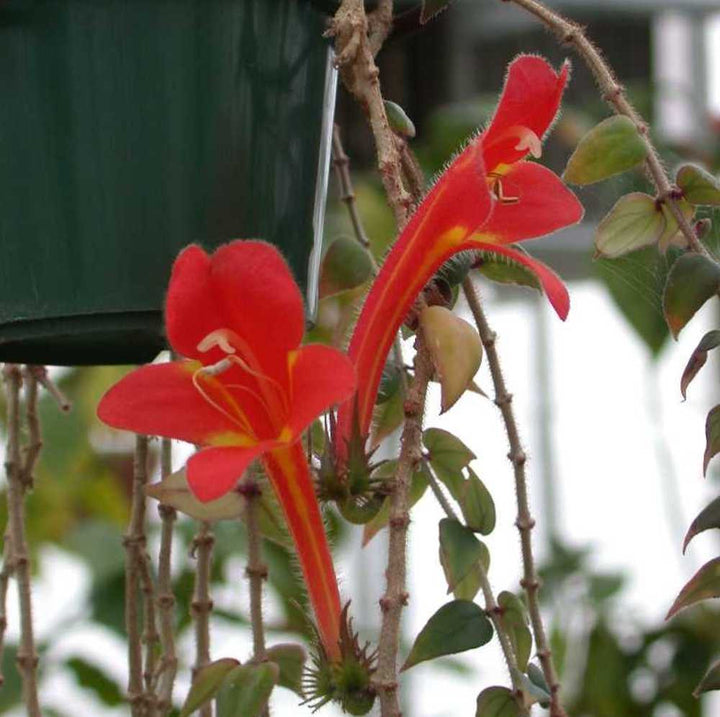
<box><xmin>335</xmin><ymin>55</ymin><xmax>584</xmax><ymax>460</ymax></box>
<box><xmin>98</xmin><ymin>240</ymin><xmax>355</xmax><ymax>659</ymax></box>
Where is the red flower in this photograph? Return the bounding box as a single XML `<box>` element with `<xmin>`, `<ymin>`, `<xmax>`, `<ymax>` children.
<box><xmin>336</xmin><ymin>55</ymin><xmax>584</xmax><ymax>458</ymax></box>
<box><xmin>98</xmin><ymin>240</ymin><xmax>355</xmax><ymax>659</ymax></box>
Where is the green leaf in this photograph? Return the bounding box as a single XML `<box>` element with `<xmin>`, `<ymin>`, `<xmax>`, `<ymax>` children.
<box><xmin>179</xmin><ymin>658</ymin><xmax>241</xmax><ymax>717</ymax></box>
<box><xmin>453</xmin><ymin>562</ymin><xmax>483</xmax><ymax>601</ymax></box>
<box><xmin>402</xmin><ymin>600</ymin><xmax>493</xmax><ymax>670</ymax></box>
<box><xmin>66</xmin><ymin>657</ymin><xmax>123</xmax><ymax>707</ymax></box>
<box><xmin>439</xmin><ymin>518</ymin><xmax>488</xmax><ymax>593</ymax></box>
<box><xmin>694</xmin><ymin>658</ymin><xmax>720</xmax><ymax>696</ymax></box>
<box><xmin>677</xmin><ymin>164</ymin><xmax>720</xmax><ymax>206</ymax></box>
<box><xmin>420</xmin><ymin>0</ymin><xmax>453</xmax><ymax>24</ymax></box>
<box><xmin>681</xmin><ymin>330</ymin><xmax>720</xmax><ymax>399</ymax></box>
<box><xmin>318</xmin><ymin>236</ymin><xmax>373</xmax><ymax>299</ymax></box>
<box><xmin>594</xmin><ymin>193</ymin><xmax>665</xmax><ymax>259</ymax></box>
<box><xmin>420</xmin><ymin>306</ymin><xmax>483</xmax><ymax>413</ymax></box>
<box><xmin>667</xmin><ymin>557</ymin><xmax>720</xmax><ymax>619</ymax></box>
<box><xmin>460</xmin><ymin>468</ymin><xmax>496</xmax><ymax>535</ymax></box>
<box><xmin>475</xmin><ymin>247</ymin><xmax>541</xmax><ymax>292</ymax></box>
<box><xmin>595</xmin><ymin>246</ymin><xmax>670</xmax><ymax>357</ymax></box>
<box><xmin>475</xmin><ymin>686</ymin><xmax>522</xmax><ymax>717</ymax></box>
<box><xmin>663</xmin><ymin>253</ymin><xmax>720</xmax><ymax>339</ymax></box>
<box><xmin>658</xmin><ymin>198</ymin><xmax>695</xmax><ymax>253</ymax></box>
<box><xmin>216</xmin><ymin>663</ymin><xmax>279</xmax><ymax>717</ymax></box>
<box><xmin>265</xmin><ymin>644</ymin><xmax>306</xmax><ymax>697</ymax></box>
<box><xmin>371</xmin><ymin>380</ymin><xmax>405</xmax><ymax>447</ymax></box>
<box><xmin>377</xmin><ymin>361</ymin><xmax>403</xmax><ymax>404</ymax></box>
<box><xmin>704</xmin><ymin>405</ymin><xmax>720</xmax><ymax>476</ymax></box>
<box><xmin>423</xmin><ymin>428</ymin><xmax>475</xmax><ymax>499</ymax></box>
<box><xmin>384</xmin><ymin>100</ymin><xmax>416</xmax><ymax>138</ymax></box>
<box><xmin>310</xmin><ymin>419</ymin><xmax>326</xmax><ymax>458</ymax></box>
<box><xmin>683</xmin><ymin>495</ymin><xmax>720</xmax><ymax>553</ymax></box>
<box><xmin>526</xmin><ymin>663</ymin><xmax>550</xmax><ymax>699</ymax></box>
<box><xmin>563</xmin><ymin>116</ymin><xmax>647</xmax><ymax>185</ymax></box>
<box><xmin>362</xmin><ymin>462</ymin><xmax>430</xmax><ymax>545</ymax></box>
<box><xmin>498</xmin><ymin>592</ymin><xmax>531</xmax><ymax>671</ymax></box>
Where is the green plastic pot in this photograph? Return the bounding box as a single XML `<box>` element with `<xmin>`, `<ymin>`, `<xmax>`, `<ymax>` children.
<box><xmin>0</xmin><ymin>0</ymin><xmax>334</xmax><ymax>365</ymax></box>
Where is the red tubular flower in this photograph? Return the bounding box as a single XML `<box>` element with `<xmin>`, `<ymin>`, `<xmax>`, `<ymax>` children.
<box><xmin>335</xmin><ymin>55</ymin><xmax>584</xmax><ymax>459</ymax></box>
<box><xmin>98</xmin><ymin>240</ymin><xmax>355</xmax><ymax>660</ymax></box>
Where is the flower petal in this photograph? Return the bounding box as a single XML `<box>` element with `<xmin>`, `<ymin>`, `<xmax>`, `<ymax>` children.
<box><xmin>478</xmin><ymin>161</ymin><xmax>584</xmax><ymax>245</ymax></box>
<box><xmin>263</xmin><ymin>442</ymin><xmax>342</xmax><ymax>659</ymax></box>
<box><xmin>97</xmin><ymin>362</ymin><xmax>244</xmax><ymax>445</ymax></box>
<box><xmin>165</xmin><ymin>240</ymin><xmax>306</xmax><ymax>376</ymax></box>
<box><xmin>187</xmin><ymin>443</ymin><xmax>275</xmax><ymax>502</ymax></box>
<box><xmin>211</xmin><ymin>240</ymin><xmax>305</xmax><ymax>382</ymax></box>
<box><xmin>285</xmin><ymin>345</ymin><xmax>356</xmax><ymax>439</ymax></box>
<box><xmin>483</xmin><ymin>55</ymin><xmax>569</xmax><ymax>171</ymax></box>
<box><xmin>165</xmin><ymin>245</ymin><xmax>225</xmax><ymax>361</ymax></box>
<box><xmin>474</xmin><ymin>243</ymin><xmax>570</xmax><ymax>320</ymax></box>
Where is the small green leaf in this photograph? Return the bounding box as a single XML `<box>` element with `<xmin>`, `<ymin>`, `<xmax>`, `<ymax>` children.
<box><xmin>594</xmin><ymin>193</ymin><xmax>665</xmax><ymax>259</ymax></box>
<box><xmin>402</xmin><ymin>600</ymin><xmax>493</xmax><ymax>670</ymax></box>
<box><xmin>377</xmin><ymin>361</ymin><xmax>403</xmax><ymax>404</ymax></box>
<box><xmin>680</xmin><ymin>330</ymin><xmax>720</xmax><ymax>399</ymax></box>
<box><xmin>667</xmin><ymin>557</ymin><xmax>720</xmax><ymax>619</ymax></box>
<box><xmin>423</xmin><ymin>428</ymin><xmax>475</xmax><ymax>498</ymax></box>
<box><xmin>498</xmin><ymin>592</ymin><xmax>531</xmax><ymax>671</ymax></box>
<box><xmin>179</xmin><ymin>658</ymin><xmax>241</xmax><ymax>717</ymax></box>
<box><xmin>658</xmin><ymin>199</ymin><xmax>695</xmax><ymax>253</ymax></box>
<box><xmin>475</xmin><ymin>686</ymin><xmax>522</xmax><ymax>717</ymax></box>
<box><xmin>526</xmin><ymin>663</ymin><xmax>550</xmax><ymax>699</ymax></box>
<box><xmin>475</xmin><ymin>247</ymin><xmax>541</xmax><ymax>292</ymax></box>
<box><xmin>704</xmin><ymin>405</ymin><xmax>720</xmax><ymax>476</ymax></box>
<box><xmin>384</xmin><ymin>100</ymin><xmax>416</xmax><ymax>138</ymax></box>
<box><xmin>439</xmin><ymin>518</ymin><xmax>488</xmax><ymax>593</ymax></box>
<box><xmin>420</xmin><ymin>306</ymin><xmax>483</xmax><ymax>413</ymax></box>
<box><xmin>265</xmin><ymin>644</ymin><xmax>306</xmax><ymax>697</ymax></box>
<box><xmin>310</xmin><ymin>419</ymin><xmax>326</xmax><ymax>458</ymax></box>
<box><xmin>563</xmin><ymin>116</ymin><xmax>647</xmax><ymax>185</ymax></box>
<box><xmin>370</xmin><ymin>381</ymin><xmax>405</xmax><ymax>447</ymax></box>
<box><xmin>319</xmin><ymin>236</ymin><xmax>373</xmax><ymax>299</ymax></box>
<box><xmin>66</xmin><ymin>657</ymin><xmax>123</xmax><ymax>707</ymax></box>
<box><xmin>663</xmin><ymin>254</ymin><xmax>720</xmax><ymax>339</ymax></box>
<box><xmin>460</xmin><ymin>468</ymin><xmax>496</xmax><ymax>535</ymax></box>
<box><xmin>694</xmin><ymin>658</ymin><xmax>720</xmax><ymax>696</ymax></box>
<box><xmin>683</xmin><ymin>495</ymin><xmax>720</xmax><ymax>553</ymax></box>
<box><xmin>216</xmin><ymin>663</ymin><xmax>279</xmax><ymax>717</ymax></box>
<box><xmin>677</xmin><ymin>164</ymin><xmax>720</xmax><ymax>206</ymax></box>
<box><xmin>363</xmin><ymin>461</ymin><xmax>430</xmax><ymax>545</ymax></box>
<box><xmin>420</xmin><ymin>0</ymin><xmax>453</xmax><ymax>24</ymax></box>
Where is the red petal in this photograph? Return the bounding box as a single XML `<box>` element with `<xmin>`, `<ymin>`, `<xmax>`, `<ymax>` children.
<box><xmin>483</xmin><ymin>56</ymin><xmax>569</xmax><ymax>171</ymax></box>
<box><xmin>478</xmin><ymin>162</ymin><xmax>583</xmax><ymax>244</ymax></box>
<box><xmin>211</xmin><ymin>241</ymin><xmax>305</xmax><ymax>382</ymax></box>
<box><xmin>263</xmin><ymin>442</ymin><xmax>341</xmax><ymax>659</ymax></box>
<box><xmin>165</xmin><ymin>241</ymin><xmax>305</xmax><ymax>379</ymax></box>
<box><xmin>286</xmin><ymin>345</ymin><xmax>356</xmax><ymax>438</ymax></box>
<box><xmin>475</xmin><ymin>243</ymin><xmax>570</xmax><ymax>320</ymax></box>
<box><xmin>187</xmin><ymin>443</ymin><xmax>274</xmax><ymax>502</ymax></box>
<box><xmin>97</xmin><ymin>362</ymin><xmax>244</xmax><ymax>445</ymax></box>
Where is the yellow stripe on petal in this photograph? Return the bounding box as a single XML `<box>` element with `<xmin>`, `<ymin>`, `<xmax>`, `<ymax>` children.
<box><xmin>207</xmin><ymin>431</ymin><xmax>257</xmax><ymax>448</ymax></box>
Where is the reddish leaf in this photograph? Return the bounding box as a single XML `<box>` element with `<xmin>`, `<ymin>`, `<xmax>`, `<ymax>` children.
<box><xmin>680</xmin><ymin>330</ymin><xmax>720</xmax><ymax>400</ymax></box>
<box><xmin>704</xmin><ymin>405</ymin><xmax>720</xmax><ymax>476</ymax></box>
<box><xmin>683</xmin><ymin>495</ymin><xmax>720</xmax><ymax>553</ymax></box>
<box><xmin>667</xmin><ymin>557</ymin><xmax>720</xmax><ymax>619</ymax></box>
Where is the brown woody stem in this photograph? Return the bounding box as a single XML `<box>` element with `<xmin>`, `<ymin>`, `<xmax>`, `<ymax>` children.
<box><xmin>191</xmin><ymin>522</ymin><xmax>214</xmax><ymax>717</ymax></box>
<box><xmin>463</xmin><ymin>278</ymin><xmax>566</xmax><ymax>717</ymax></box>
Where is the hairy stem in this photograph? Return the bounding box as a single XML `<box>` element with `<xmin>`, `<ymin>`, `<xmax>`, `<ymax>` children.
<box><xmin>243</xmin><ymin>480</ymin><xmax>268</xmax><ymax>664</ymax></box>
<box><xmin>125</xmin><ymin>435</ymin><xmax>150</xmax><ymax>716</ymax></box>
<box><xmin>425</xmin><ymin>464</ymin><xmax>528</xmax><ymax>710</ymax></box>
<box><xmin>0</xmin><ymin>536</ymin><xmax>12</xmax><ymax>689</ymax></box>
<box><xmin>504</xmin><ymin>0</ymin><xmax>705</xmax><ymax>258</ymax></box>
<box><xmin>154</xmin><ymin>438</ymin><xmax>177</xmax><ymax>715</ymax></box>
<box><xmin>191</xmin><ymin>522</ymin><xmax>214</xmax><ymax>717</ymax></box>
<box><xmin>3</xmin><ymin>365</ymin><xmax>41</xmax><ymax>717</ymax></box>
<box><xmin>374</xmin><ymin>332</ymin><xmax>433</xmax><ymax>717</ymax></box>
<box><xmin>330</xmin><ymin>0</ymin><xmax>411</xmax><ymax>228</ymax></box>
<box><xmin>463</xmin><ymin>278</ymin><xmax>566</xmax><ymax>717</ymax></box>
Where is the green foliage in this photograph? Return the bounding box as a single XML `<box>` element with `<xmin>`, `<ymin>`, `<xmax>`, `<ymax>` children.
<box><xmin>318</xmin><ymin>236</ymin><xmax>373</xmax><ymax>299</ymax></box>
<box><xmin>663</xmin><ymin>253</ymin><xmax>720</xmax><ymax>339</ymax></box>
<box><xmin>215</xmin><ymin>663</ymin><xmax>279</xmax><ymax>717</ymax></box>
<box><xmin>677</xmin><ymin>164</ymin><xmax>720</xmax><ymax>206</ymax></box>
<box><xmin>179</xmin><ymin>658</ymin><xmax>241</xmax><ymax>717</ymax></box>
<box><xmin>594</xmin><ymin>193</ymin><xmax>665</xmax><ymax>259</ymax></box>
<box><xmin>459</xmin><ymin>468</ymin><xmax>496</xmax><ymax>536</ymax></box>
<box><xmin>402</xmin><ymin>600</ymin><xmax>493</xmax><ymax>671</ymax></box>
<box><xmin>497</xmin><ymin>592</ymin><xmax>532</xmax><ymax>671</ymax></box>
<box><xmin>684</xmin><ymin>496</ymin><xmax>720</xmax><ymax>553</ymax></box>
<box><xmin>438</xmin><ymin>518</ymin><xmax>489</xmax><ymax>593</ymax></box>
<box><xmin>703</xmin><ymin>405</ymin><xmax>720</xmax><ymax>476</ymax></box>
<box><xmin>475</xmin><ymin>686</ymin><xmax>522</xmax><ymax>717</ymax></box>
<box><xmin>265</xmin><ymin>644</ymin><xmax>306</xmax><ymax>697</ymax></box>
<box><xmin>384</xmin><ymin>100</ymin><xmax>416</xmax><ymax>138</ymax></box>
<box><xmin>564</xmin><ymin>116</ymin><xmax>648</xmax><ymax>186</ymax></box>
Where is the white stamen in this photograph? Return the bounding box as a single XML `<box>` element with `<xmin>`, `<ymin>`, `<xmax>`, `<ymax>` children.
<box><xmin>197</xmin><ymin>329</ymin><xmax>236</xmax><ymax>355</ymax></box>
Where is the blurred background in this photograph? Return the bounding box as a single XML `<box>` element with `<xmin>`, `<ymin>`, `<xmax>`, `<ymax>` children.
<box><xmin>2</xmin><ymin>1</ymin><xmax>720</xmax><ymax>715</ymax></box>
